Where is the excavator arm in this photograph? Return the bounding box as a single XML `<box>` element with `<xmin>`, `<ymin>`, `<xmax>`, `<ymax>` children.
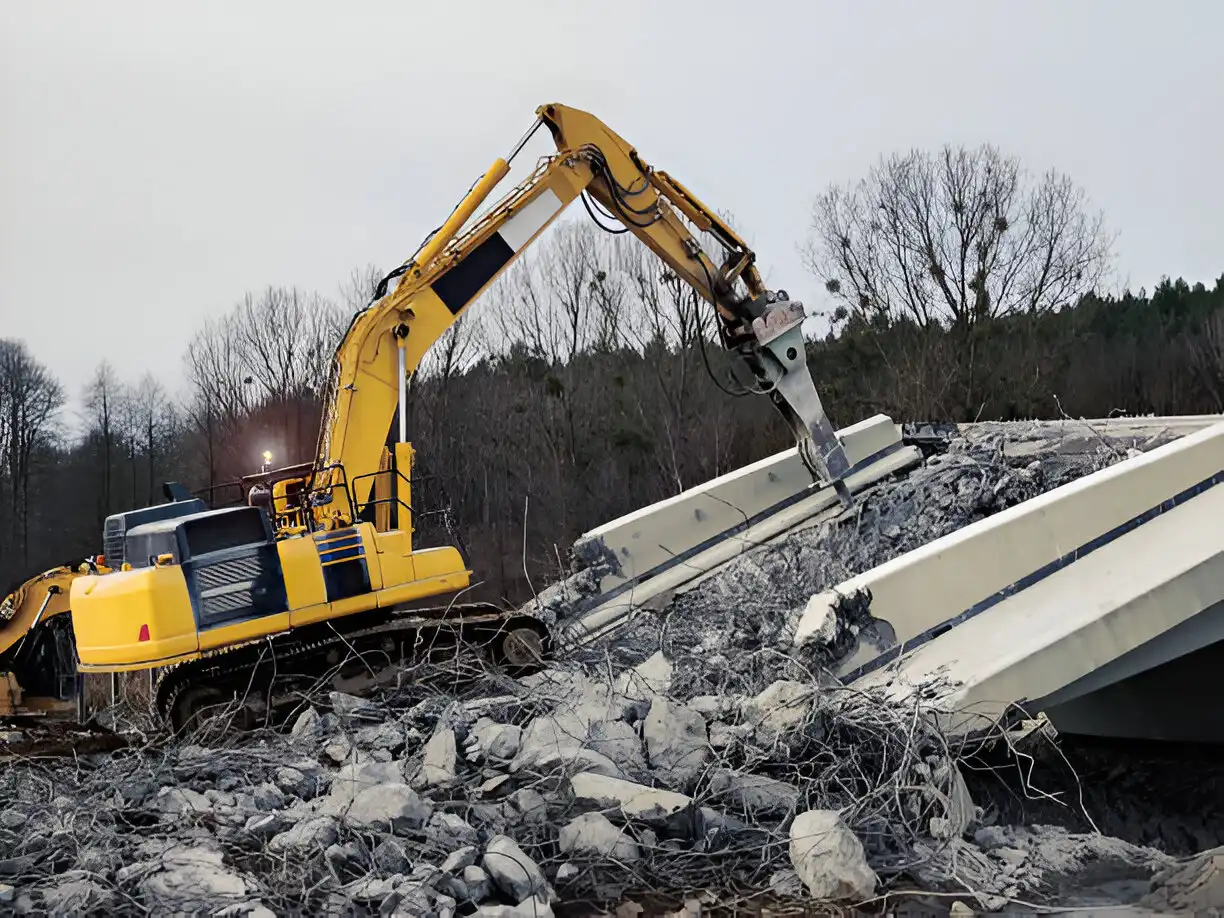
<box><xmin>312</xmin><ymin>102</ymin><xmax>853</xmax><ymax>523</ymax></box>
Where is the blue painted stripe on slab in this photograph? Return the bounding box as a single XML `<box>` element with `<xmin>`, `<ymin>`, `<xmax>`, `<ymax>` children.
<box><xmin>844</xmin><ymin>467</ymin><xmax>1224</xmax><ymax>683</ymax></box>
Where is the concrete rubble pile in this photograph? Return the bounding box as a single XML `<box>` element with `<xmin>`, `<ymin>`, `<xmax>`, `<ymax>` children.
<box><xmin>0</xmin><ymin>420</ymin><xmax>1221</xmax><ymax>915</ymax></box>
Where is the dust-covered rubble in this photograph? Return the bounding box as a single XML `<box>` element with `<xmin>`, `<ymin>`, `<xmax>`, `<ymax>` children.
<box><xmin>0</xmin><ymin>648</ymin><xmax>1208</xmax><ymax>916</ymax></box>
<box><xmin>2</xmin><ymin>419</ymin><xmax>1221</xmax><ymax>915</ymax></box>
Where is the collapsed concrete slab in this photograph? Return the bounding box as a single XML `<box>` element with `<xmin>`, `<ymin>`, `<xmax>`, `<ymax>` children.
<box><xmin>796</xmin><ymin>419</ymin><xmax>1224</xmax><ymax>681</ymax></box>
<box><xmin>563</xmin><ymin>413</ymin><xmax>921</xmax><ymax>645</ymax></box>
<box><xmin>855</xmin><ymin>478</ymin><xmax>1224</xmax><ymax>741</ymax></box>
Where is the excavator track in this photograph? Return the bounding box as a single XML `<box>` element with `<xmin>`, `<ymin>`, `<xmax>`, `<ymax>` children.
<box><xmin>153</xmin><ymin>602</ymin><xmax>550</xmax><ymax>734</ymax></box>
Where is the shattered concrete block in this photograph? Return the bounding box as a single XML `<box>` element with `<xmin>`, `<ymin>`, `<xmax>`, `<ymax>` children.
<box><xmin>613</xmin><ymin>651</ymin><xmax>673</xmax><ymax>703</ymax></box>
<box><xmin>414</xmin><ymin>727</ymin><xmax>458</xmax><ymax>789</ymax></box>
<box><xmin>462</xmin><ymin>864</ymin><xmax>493</xmax><ymax>903</ymax></box>
<box><xmin>707</xmin><ymin>768</ymin><xmax>800</xmax><ymax>817</ymax></box>
<box><xmin>155</xmin><ymin>787</ymin><xmax>212</xmax><ymax>816</ymax></box>
<box><xmin>328</xmin><ymin>690</ymin><xmax>382</xmax><ymax>719</ymax></box>
<box><xmin>427</xmin><ymin>812</ymin><xmax>479</xmax><ymax>848</ymax></box>
<box><xmin>243</xmin><ymin>813</ymin><xmax>286</xmax><ymax>840</ymax></box>
<box><xmin>441</xmin><ymin>846</ymin><xmax>479</xmax><ymax>874</ymax></box>
<box><xmin>796</xmin><ymin>593</ymin><xmax>840</xmax><ymax>646</ymax></box>
<box><xmin>482</xmin><ymin>835</ymin><xmax>554</xmax><ymax>903</ymax></box>
<box><xmin>743</xmin><ymin>680</ymin><xmax>818</xmax><ymax>738</ymax></box>
<box><xmin>789</xmin><ymin>810</ymin><xmax>877</xmax><ymax>901</ymax></box>
<box><xmin>586</xmin><ymin>719</ymin><xmax>646</xmax><ymax>771</ymax></box>
<box><xmin>559</xmin><ymin>812</ymin><xmax>641</xmax><ymax>862</ymax></box>
<box><xmin>642</xmin><ymin>697</ymin><xmax>709</xmax><ymax>783</ymax></box>
<box><xmin>510</xmin><ymin>715</ymin><xmax>625</xmax><ymax>779</ymax></box>
<box><xmin>508</xmin><ymin>788</ymin><xmax>549</xmax><ymax>824</ymax></box>
<box><xmin>569</xmin><ymin>772</ymin><xmax>693</xmax><ymax>831</ymax></box>
<box><xmin>1142</xmin><ymin>844</ymin><xmax>1224</xmax><ymax>914</ymax></box>
<box><xmin>474</xmin><ymin>897</ymin><xmax>554</xmax><ymax>918</ymax></box>
<box><xmin>268</xmin><ymin>816</ymin><xmax>339</xmax><ymax>854</ymax></box>
<box><xmin>343</xmin><ymin>783</ymin><xmax>432</xmax><ymax>833</ymax></box>
<box><xmin>322</xmin><ymin>734</ymin><xmax>352</xmax><ymax>765</ymax></box>
<box><xmin>140</xmin><ymin>845</ymin><xmax>249</xmax><ymax>906</ymax></box>
<box><xmin>465</xmin><ymin>718</ymin><xmax>522</xmax><ymax>764</ymax></box>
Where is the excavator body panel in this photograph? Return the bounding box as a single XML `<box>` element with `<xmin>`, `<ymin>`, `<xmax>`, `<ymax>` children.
<box><xmin>71</xmin><ymin>565</ymin><xmax>199</xmax><ymax>670</ymax></box>
<box><xmin>72</xmin><ymin>504</ymin><xmax>473</xmax><ymax>670</ymax></box>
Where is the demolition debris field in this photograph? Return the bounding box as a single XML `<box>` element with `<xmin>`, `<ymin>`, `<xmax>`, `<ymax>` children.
<box><xmin>0</xmin><ymin>419</ymin><xmax>1221</xmax><ymax>916</ymax></box>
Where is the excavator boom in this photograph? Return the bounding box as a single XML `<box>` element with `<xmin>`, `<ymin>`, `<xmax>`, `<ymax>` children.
<box><xmin>314</xmin><ymin>103</ymin><xmax>852</xmax><ymax>523</ymax></box>
<box><xmin>61</xmin><ymin>103</ymin><xmax>854</xmax><ymax>732</ymax></box>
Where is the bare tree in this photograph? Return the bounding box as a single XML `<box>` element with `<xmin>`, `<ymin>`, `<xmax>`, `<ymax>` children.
<box><xmin>0</xmin><ymin>340</ymin><xmax>64</xmax><ymax>565</ymax></box>
<box><xmin>803</xmin><ymin>144</ymin><xmax>1114</xmax><ymax>331</ymax></box>
<box><xmin>132</xmin><ymin>373</ymin><xmax>170</xmax><ymax>505</ymax></box>
<box><xmin>82</xmin><ymin>360</ymin><xmax>123</xmax><ymax>524</ymax></box>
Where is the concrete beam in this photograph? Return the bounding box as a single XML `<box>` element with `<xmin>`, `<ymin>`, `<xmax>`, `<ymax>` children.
<box><xmin>796</xmin><ymin>420</ymin><xmax>1224</xmax><ymax>679</ymax></box>
<box><xmin>573</xmin><ymin>413</ymin><xmax>902</xmax><ymax>596</ymax></box>
<box><xmin>852</xmin><ymin>481</ymin><xmax>1224</xmax><ymax>742</ymax></box>
<box><xmin>563</xmin><ymin>414</ymin><xmax>919</xmax><ymax>645</ymax></box>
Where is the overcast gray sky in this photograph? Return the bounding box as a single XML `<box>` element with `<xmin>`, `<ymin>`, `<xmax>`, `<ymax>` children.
<box><xmin>3</xmin><ymin>1</ymin><xmax>1222</xmax><ymax>410</ymax></box>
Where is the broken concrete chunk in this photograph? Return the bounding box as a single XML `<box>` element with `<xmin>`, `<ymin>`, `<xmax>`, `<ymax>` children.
<box><xmin>322</xmin><ymin>734</ymin><xmax>352</xmax><ymax>765</ymax></box>
<box><xmin>354</xmin><ymin>720</ymin><xmax>407</xmax><ymax>753</ymax></box>
<box><xmin>613</xmin><ymin>650</ymin><xmax>673</xmax><ymax>703</ymax></box>
<box><xmin>373</xmin><ymin>838</ymin><xmax>411</xmax><ymax>874</ymax></box>
<box><xmin>465</xmin><ymin>718</ymin><xmax>523</xmax><ymax>764</ymax></box>
<box><xmin>41</xmin><ymin>878</ymin><xmax>115</xmax><ymax>913</ymax></box>
<box><xmin>474</xmin><ymin>897</ymin><xmax>554</xmax><ymax>918</ymax></box>
<box><xmin>344</xmin><ymin>783</ymin><xmax>432</xmax><ymax>832</ymax></box>
<box><xmin>427</xmin><ymin>811</ymin><xmax>480</xmax><ymax>848</ymax></box>
<box><xmin>789</xmin><ymin>810</ymin><xmax>877</xmax><ymax>901</ymax></box>
<box><xmin>463</xmin><ymin>864</ymin><xmax>493</xmax><ymax>903</ymax></box>
<box><xmin>687</xmin><ymin>695</ymin><xmax>738</xmax><ymax>721</ymax></box>
<box><xmin>586</xmin><ymin>719</ymin><xmax>645</xmax><ymax>771</ymax></box>
<box><xmin>441</xmin><ymin>846</ymin><xmax>479</xmax><ymax>874</ymax></box>
<box><xmin>743</xmin><ymin>680</ymin><xmax>817</xmax><ymax>737</ymax></box>
<box><xmin>482</xmin><ymin>834</ymin><xmax>554</xmax><ymax>903</ymax></box>
<box><xmin>140</xmin><ymin>844</ymin><xmax>249</xmax><ymax>906</ymax></box>
<box><xmin>642</xmin><ymin>697</ymin><xmax>708</xmax><ymax>783</ymax></box>
<box><xmin>268</xmin><ymin>815</ymin><xmax>339</xmax><ymax>854</ymax></box>
<box><xmin>414</xmin><ymin>727</ymin><xmax>458</xmax><ymax>789</ymax></box>
<box><xmin>290</xmin><ymin>707</ymin><xmax>323</xmax><ymax>740</ymax></box>
<box><xmin>252</xmin><ymin>782</ymin><xmax>285</xmax><ymax>811</ymax></box>
<box><xmin>569</xmin><ymin>772</ymin><xmax>693</xmax><ymax>829</ymax></box>
<box><xmin>707</xmin><ymin>768</ymin><xmax>800</xmax><ymax>817</ymax></box>
<box><xmin>795</xmin><ymin>592</ymin><xmax>841</xmax><ymax>646</ymax></box>
<box><xmin>244</xmin><ymin>813</ymin><xmax>286</xmax><ymax>840</ymax></box>
<box><xmin>328</xmin><ymin>690</ymin><xmax>381</xmax><ymax>719</ymax></box>
<box><xmin>510</xmin><ymin>715</ymin><xmax>625</xmax><ymax>779</ymax></box>
<box><xmin>558</xmin><ymin>812</ymin><xmax>641</xmax><ymax>862</ymax></box>
<box><xmin>1141</xmin><ymin>844</ymin><xmax>1224</xmax><ymax>914</ymax></box>
<box><xmin>508</xmin><ymin>788</ymin><xmax>549</xmax><ymax>824</ymax></box>
<box><xmin>155</xmin><ymin>787</ymin><xmax>212</xmax><ymax>816</ymax></box>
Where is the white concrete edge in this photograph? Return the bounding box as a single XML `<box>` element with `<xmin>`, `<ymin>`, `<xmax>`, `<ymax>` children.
<box><xmin>578</xmin><ymin>413</ymin><xmax>900</xmax><ymax>541</ymax></box>
<box><xmin>563</xmin><ymin>445</ymin><xmax>922</xmax><ymax>647</ymax></box>
<box><xmin>794</xmin><ymin>419</ymin><xmax>1224</xmax><ymax>661</ymax></box>
<box><xmin>856</xmin><ymin>486</ymin><xmax>1224</xmax><ymax>740</ymax></box>
<box><xmin>574</xmin><ymin>414</ymin><xmax>902</xmax><ymax>596</ymax></box>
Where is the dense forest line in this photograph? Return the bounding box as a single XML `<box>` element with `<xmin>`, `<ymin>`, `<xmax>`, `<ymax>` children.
<box><xmin>3</xmin><ymin>142</ymin><xmax>1221</xmax><ymax>601</ymax></box>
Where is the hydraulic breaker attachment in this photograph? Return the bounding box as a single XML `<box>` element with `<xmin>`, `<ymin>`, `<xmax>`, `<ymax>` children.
<box><xmin>746</xmin><ymin>292</ymin><xmax>854</xmax><ymax>507</ymax></box>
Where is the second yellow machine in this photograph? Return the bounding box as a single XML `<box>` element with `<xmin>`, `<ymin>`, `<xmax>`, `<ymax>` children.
<box><xmin>68</xmin><ymin>103</ymin><xmax>855</xmax><ymax>731</ymax></box>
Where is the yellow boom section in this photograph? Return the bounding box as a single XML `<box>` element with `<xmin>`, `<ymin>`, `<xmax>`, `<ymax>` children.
<box><xmin>313</xmin><ymin>102</ymin><xmax>851</xmax><ymax>522</ymax></box>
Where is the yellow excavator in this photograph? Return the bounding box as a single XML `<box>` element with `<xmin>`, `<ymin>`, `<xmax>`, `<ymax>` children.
<box><xmin>0</xmin><ymin>564</ymin><xmax>98</xmax><ymax>719</ymax></box>
<box><xmin>63</xmin><ymin>102</ymin><xmax>854</xmax><ymax>731</ymax></box>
